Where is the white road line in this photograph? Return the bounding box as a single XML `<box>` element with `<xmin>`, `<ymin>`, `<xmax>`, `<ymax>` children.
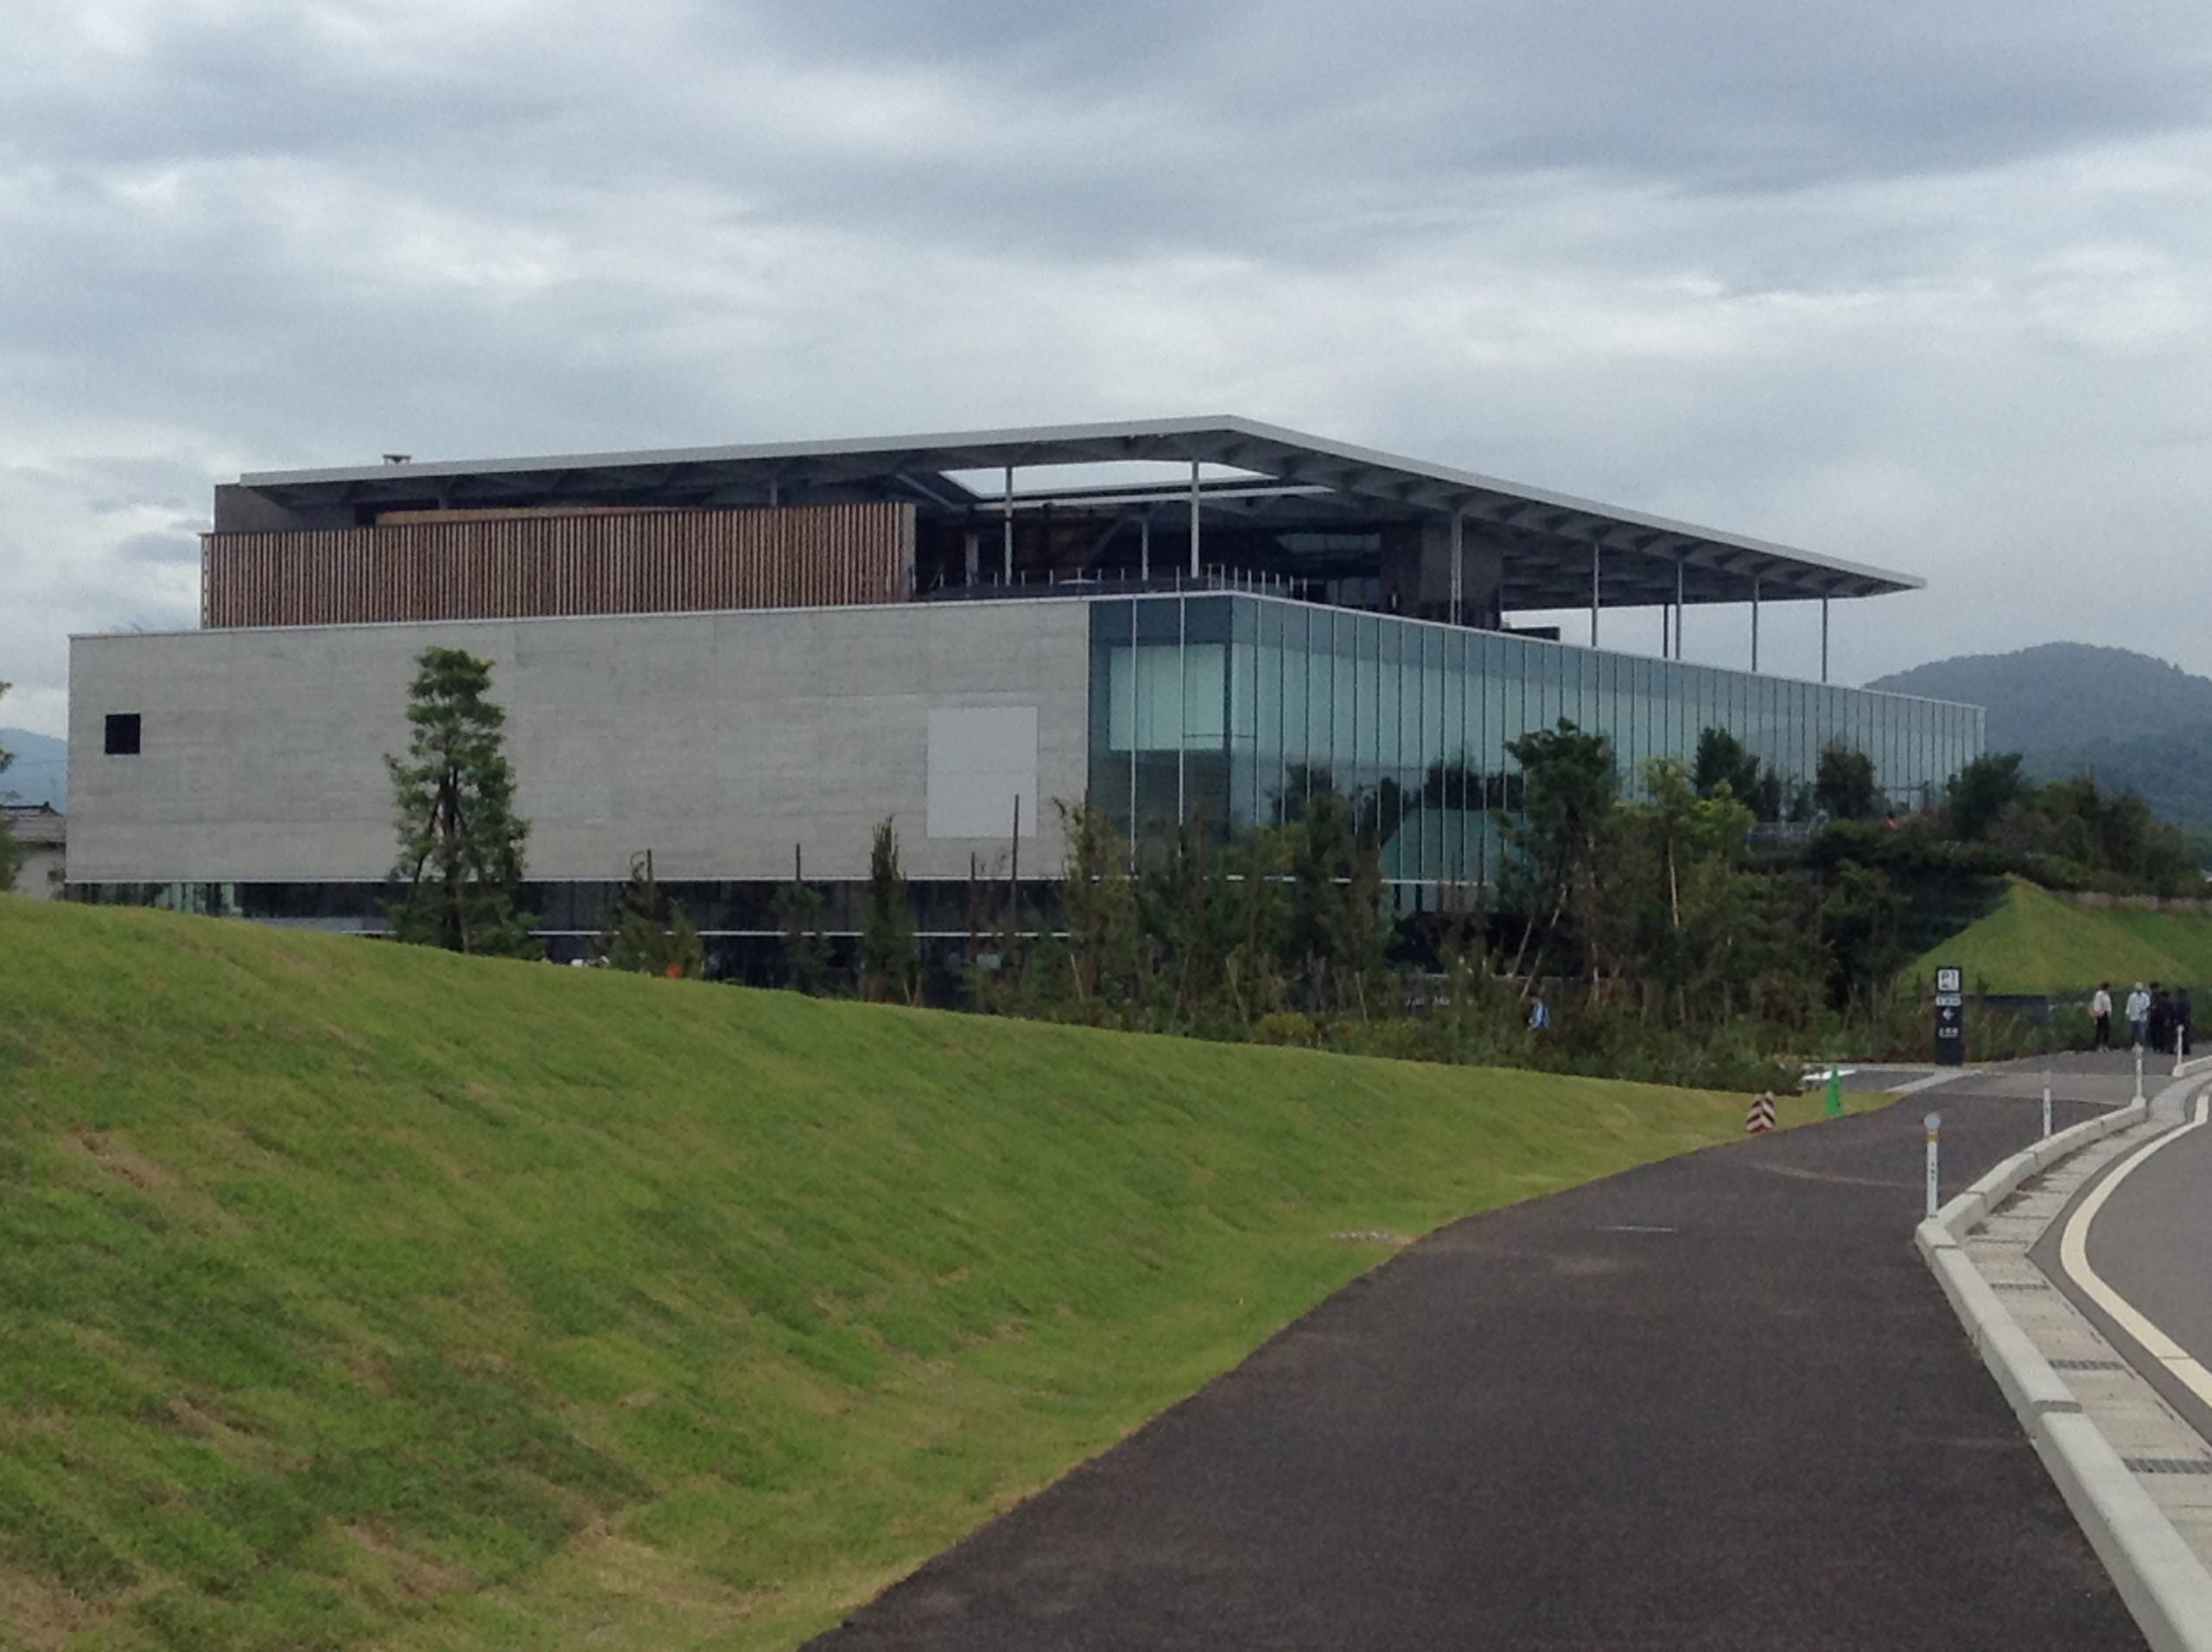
<box><xmin>2056</xmin><ymin>1090</ymin><xmax>2212</xmax><ymax>1413</ymax></box>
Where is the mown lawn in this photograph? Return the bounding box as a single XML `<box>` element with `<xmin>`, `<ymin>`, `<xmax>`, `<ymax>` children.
<box><xmin>0</xmin><ymin>898</ymin><xmax>1853</xmax><ymax>1649</ymax></box>
<box><xmin>1911</xmin><ymin>877</ymin><xmax>2212</xmax><ymax>995</ymax></box>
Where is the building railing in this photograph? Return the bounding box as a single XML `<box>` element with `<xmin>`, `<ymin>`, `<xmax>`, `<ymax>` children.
<box><xmin>917</xmin><ymin>566</ymin><xmax>1306</xmax><ymax>602</ymax></box>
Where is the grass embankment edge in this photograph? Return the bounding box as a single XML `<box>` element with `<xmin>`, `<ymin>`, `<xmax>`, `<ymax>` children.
<box><xmin>0</xmin><ymin>898</ymin><xmax>1867</xmax><ymax>1650</ymax></box>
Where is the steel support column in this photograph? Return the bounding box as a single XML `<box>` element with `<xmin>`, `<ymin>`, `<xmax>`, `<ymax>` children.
<box><xmin>1001</xmin><ymin>465</ymin><xmax>1014</xmax><ymax>582</ymax></box>
<box><xmin>1188</xmin><ymin>459</ymin><xmax>1201</xmax><ymax>578</ymax></box>
<box><xmin>1140</xmin><ymin>513</ymin><xmax>1151</xmax><ymax>581</ymax></box>
<box><xmin>1450</xmin><ymin>509</ymin><xmax>1464</xmax><ymax>626</ymax></box>
<box><xmin>1590</xmin><ymin>543</ymin><xmax>1601</xmax><ymax>647</ymax></box>
<box><xmin>1750</xmin><ymin>574</ymin><xmax>1762</xmax><ymax>672</ymax></box>
<box><xmin>1821</xmin><ymin>595</ymin><xmax>1831</xmax><ymax>683</ymax></box>
<box><xmin>1674</xmin><ymin>558</ymin><xmax>1685</xmax><ymax>659</ymax></box>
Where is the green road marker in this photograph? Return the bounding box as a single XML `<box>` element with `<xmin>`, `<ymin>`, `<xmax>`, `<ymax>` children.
<box><xmin>1825</xmin><ymin>1066</ymin><xmax>1845</xmax><ymax>1117</ymax></box>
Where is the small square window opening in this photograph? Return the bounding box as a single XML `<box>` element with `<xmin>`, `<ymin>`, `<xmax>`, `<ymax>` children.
<box><xmin>105</xmin><ymin>713</ymin><xmax>142</xmax><ymax>756</ymax></box>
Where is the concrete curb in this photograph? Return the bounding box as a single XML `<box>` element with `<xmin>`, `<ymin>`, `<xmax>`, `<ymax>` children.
<box><xmin>1916</xmin><ymin>1077</ymin><xmax>2212</xmax><ymax>1652</ymax></box>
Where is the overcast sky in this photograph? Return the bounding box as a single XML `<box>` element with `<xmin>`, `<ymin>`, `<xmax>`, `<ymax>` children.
<box><xmin>5</xmin><ymin>0</ymin><xmax>2212</xmax><ymax>739</ymax></box>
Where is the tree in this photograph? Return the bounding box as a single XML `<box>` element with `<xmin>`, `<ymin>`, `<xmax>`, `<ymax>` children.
<box><xmin>601</xmin><ymin>849</ymin><xmax>704</xmax><ymax>978</ymax></box>
<box><xmin>385</xmin><ymin>647</ymin><xmax>536</xmax><ymax>956</ymax></box>
<box><xmin>1815</xmin><ymin>744</ymin><xmax>1882</xmax><ymax>822</ymax></box>
<box><xmin>771</xmin><ymin>874</ymin><xmax>830</xmax><ymax>994</ymax></box>
<box><xmin>1818</xmin><ymin>859</ymin><xmax>1908</xmax><ymax>1010</ymax></box>
<box><xmin>1285</xmin><ymin>785</ymin><xmax>1389</xmax><ymax>1016</ymax></box>
<box><xmin>1501</xmin><ymin>721</ymin><xmax>1618</xmax><ymax>989</ymax></box>
<box><xmin>1945</xmin><ymin>752</ymin><xmax>2027</xmax><ymax>842</ymax></box>
<box><xmin>1691</xmin><ymin>725</ymin><xmax>1784</xmax><ymax>820</ymax></box>
<box><xmin>859</xmin><ymin>817</ymin><xmax>918</xmax><ymax>1003</ymax></box>
<box><xmin>1692</xmin><ymin>727</ymin><xmax>1760</xmax><ymax>802</ymax></box>
<box><xmin>1057</xmin><ymin>801</ymin><xmax>1145</xmax><ymax>1016</ymax></box>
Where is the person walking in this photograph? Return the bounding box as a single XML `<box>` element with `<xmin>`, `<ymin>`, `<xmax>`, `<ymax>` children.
<box><xmin>2151</xmin><ymin>982</ymin><xmax>2173</xmax><ymax>1058</ymax></box>
<box><xmin>2180</xmin><ymin>989</ymin><xmax>2195</xmax><ymax>1058</ymax></box>
<box><xmin>2126</xmin><ymin>982</ymin><xmax>2152</xmax><ymax>1051</ymax></box>
<box><xmin>2091</xmin><ymin>981</ymin><xmax>2113</xmax><ymax>1052</ymax></box>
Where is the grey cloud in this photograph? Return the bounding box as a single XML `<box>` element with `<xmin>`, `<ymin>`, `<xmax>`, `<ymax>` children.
<box><xmin>113</xmin><ymin>531</ymin><xmax>200</xmax><ymax>564</ymax></box>
<box><xmin>10</xmin><ymin>3</ymin><xmax>2209</xmax><ymax>265</ymax></box>
<box><xmin>4</xmin><ymin>0</ymin><xmax>2212</xmax><ymax>738</ymax></box>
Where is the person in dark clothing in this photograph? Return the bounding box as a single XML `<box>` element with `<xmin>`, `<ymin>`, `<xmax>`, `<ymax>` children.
<box><xmin>2180</xmin><ymin>989</ymin><xmax>2195</xmax><ymax>1057</ymax></box>
<box><xmin>2150</xmin><ymin>983</ymin><xmax>2172</xmax><ymax>1058</ymax></box>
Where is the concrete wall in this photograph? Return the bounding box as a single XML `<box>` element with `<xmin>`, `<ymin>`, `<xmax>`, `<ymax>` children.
<box><xmin>11</xmin><ymin>842</ymin><xmax>63</xmax><ymax>899</ymax></box>
<box><xmin>67</xmin><ymin>600</ymin><xmax>1090</xmax><ymax>886</ymax></box>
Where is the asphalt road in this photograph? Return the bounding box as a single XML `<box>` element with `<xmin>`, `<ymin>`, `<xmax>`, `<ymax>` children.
<box><xmin>2036</xmin><ymin>1083</ymin><xmax>2212</xmax><ymax>1441</ymax></box>
<box><xmin>811</xmin><ymin>1077</ymin><xmax>2141</xmax><ymax>1650</ymax></box>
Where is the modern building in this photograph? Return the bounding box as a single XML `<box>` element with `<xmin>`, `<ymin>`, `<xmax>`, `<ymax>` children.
<box><xmin>67</xmin><ymin>416</ymin><xmax>1982</xmax><ymax>958</ymax></box>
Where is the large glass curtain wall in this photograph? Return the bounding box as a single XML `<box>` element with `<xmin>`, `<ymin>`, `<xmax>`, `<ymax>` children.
<box><xmin>1088</xmin><ymin>595</ymin><xmax>1984</xmax><ymax>899</ymax></box>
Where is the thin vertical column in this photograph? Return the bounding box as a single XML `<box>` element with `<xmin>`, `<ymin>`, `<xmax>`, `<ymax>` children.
<box><xmin>1128</xmin><ymin>601</ymin><xmax>1140</xmax><ymax>849</ymax></box>
<box><xmin>1590</xmin><ymin>542</ymin><xmax>1601</xmax><ymax>647</ymax></box>
<box><xmin>1674</xmin><ymin>558</ymin><xmax>1686</xmax><ymax>659</ymax></box>
<box><xmin>1188</xmin><ymin>459</ymin><xmax>1202</xmax><ymax>579</ymax></box>
<box><xmin>1140</xmin><ymin>513</ymin><xmax>1151</xmax><ymax>581</ymax></box>
<box><xmin>1821</xmin><ymin>595</ymin><xmax>1830</xmax><ymax>683</ymax></box>
<box><xmin>1450</xmin><ymin>509</ymin><xmax>1465</xmax><ymax>627</ymax></box>
<box><xmin>1176</xmin><ymin>597</ymin><xmax>1187</xmax><ymax>825</ymax></box>
<box><xmin>1001</xmin><ymin>466</ymin><xmax>1014</xmax><ymax>582</ymax></box>
<box><xmin>1750</xmin><ymin>574</ymin><xmax>1762</xmax><ymax>672</ymax></box>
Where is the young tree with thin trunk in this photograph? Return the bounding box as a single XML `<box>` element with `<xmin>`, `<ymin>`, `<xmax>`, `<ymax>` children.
<box><xmin>601</xmin><ymin>849</ymin><xmax>705</xmax><ymax>978</ymax></box>
<box><xmin>1056</xmin><ymin>800</ymin><xmax>1143</xmax><ymax>1015</ymax></box>
<box><xmin>1501</xmin><ymin>720</ymin><xmax>1617</xmax><ymax>995</ymax></box>
<box><xmin>859</xmin><ymin>817</ymin><xmax>918</xmax><ymax>1003</ymax></box>
<box><xmin>385</xmin><ymin>647</ymin><xmax>536</xmax><ymax>956</ymax></box>
<box><xmin>772</xmin><ymin>865</ymin><xmax>831</xmax><ymax>994</ymax></box>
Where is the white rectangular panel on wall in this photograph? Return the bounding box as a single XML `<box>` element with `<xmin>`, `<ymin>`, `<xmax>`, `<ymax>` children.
<box><xmin>926</xmin><ymin>706</ymin><xmax>1039</xmax><ymax>839</ymax></box>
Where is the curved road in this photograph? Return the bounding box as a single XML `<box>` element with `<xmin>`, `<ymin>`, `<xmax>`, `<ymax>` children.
<box><xmin>811</xmin><ymin>1080</ymin><xmax>2140</xmax><ymax>1650</ymax></box>
<box><xmin>2037</xmin><ymin>1083</ymin><xmax>2212</xmax><ymax>1443</ymax></box>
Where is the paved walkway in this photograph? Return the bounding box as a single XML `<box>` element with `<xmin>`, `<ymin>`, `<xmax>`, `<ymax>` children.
<box><xmin>2003</xmin><ymin>1068</ymin><xmax>2212</xmax><ymax>1568</ymax></box>
<box><xmin>811</xmin><ymin>1073</ymin><xmax>2143</xmax><ymax>1649</ymax></box>
<box><xmin>2045</xmin><ymin>1087</ymin><xmax>2212</xmax><ymax>1439</ymax></box>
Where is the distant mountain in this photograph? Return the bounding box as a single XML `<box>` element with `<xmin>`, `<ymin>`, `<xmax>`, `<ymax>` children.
<box><xmin>1866</xmin><ymin>643</ymin><xmax>2212</xmax><ymax>756</ymax></box>
<box><xmin>0</xmin><ymin>728</ymin><xmax>66</xmax><ymax>810</ymax></box>
<box><xmin>2024</xmin><ymin>722</ymin><xmax>2212</xmax><ymax>833</ymax></box>
<box><xmin>1866</xmin><ymin>645</ymin><xmax>2212</xmax><ymax>828</ymax></box>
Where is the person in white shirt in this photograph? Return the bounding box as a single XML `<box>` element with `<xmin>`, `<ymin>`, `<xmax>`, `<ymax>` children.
<box><xmin>2090</xmin><ymin>982</ymin><xmax>2113</xmax><ymax>1051</ymax></box>
<box><xmin>2126</xmin><ymin>982</ymin><xmax>2152</xmax><ymax>1050</ymax></box>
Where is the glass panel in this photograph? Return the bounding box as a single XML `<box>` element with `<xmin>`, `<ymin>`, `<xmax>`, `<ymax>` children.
<box><xmin>1088</xmin><ymin>601</ymin><xmax>1134</xmax><ymax>837</ymax></box>
<box><xmin>1254</xmin><ymin>600</ymin><xmax>1284</xmax><ymax>825</ymax></box>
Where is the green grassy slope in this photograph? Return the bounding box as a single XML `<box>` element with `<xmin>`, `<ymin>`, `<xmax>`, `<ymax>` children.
<box><xmin>0</xmin><ymin>899</ymin><xmax>1847</xmax><ymax>1650</ymax></box>
<box><xmin>1911</xmin><ymin>877</ymin><xmax>2212</xmax><ymax>994</ymax></box>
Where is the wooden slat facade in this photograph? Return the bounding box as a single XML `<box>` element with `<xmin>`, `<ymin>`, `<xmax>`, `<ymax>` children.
<box><xmin>200</xmin><ymin>504</ymin><xmax>917</xmax><ymax>628</ymax></box>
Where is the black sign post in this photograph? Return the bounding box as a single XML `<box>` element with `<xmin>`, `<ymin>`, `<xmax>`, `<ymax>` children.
<box><xmin>1934</xmin><ymin>965</ymin><xmax>1965</xmax><ymax>1066</ymax></box>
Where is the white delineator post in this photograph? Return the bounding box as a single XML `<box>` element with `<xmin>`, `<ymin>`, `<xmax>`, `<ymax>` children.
<box><xmin>2135</xmin><ymin>1046</ymin><xmax>2146</xmax><ymax>1104</ymax></box>
<box><xmin>2177</xmin><ymin>1025</ymin><xmax>2188</xmax><ymax>1079</ymax></box>
<box><xmin>2042</xmin><ymin>1060</ymin><xmax>2053</xmax><ymax>1140</ymax></box>
<box><xmin>1924</xmin><ymin>1112</ymin><xmax>1942</xmax><ymax>1219</ymax></box>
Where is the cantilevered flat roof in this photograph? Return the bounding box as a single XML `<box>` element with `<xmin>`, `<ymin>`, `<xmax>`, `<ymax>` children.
<box><xmin>232</xmin><ymin>416</ymin><xmax>1922</xmax><ymax>609</ymax></box>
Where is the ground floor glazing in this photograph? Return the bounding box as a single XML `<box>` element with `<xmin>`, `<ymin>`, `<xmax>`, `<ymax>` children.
<box><xmin>1087</xmin><ymin>594</ymin><xmax>1982</xmax><ymax>897</ymax></box>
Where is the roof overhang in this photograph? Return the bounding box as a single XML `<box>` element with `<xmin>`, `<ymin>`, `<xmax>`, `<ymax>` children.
<box><xmin>232</xmin><ymin>416</ymin><xmax>1923</xmax><ymax>607</ymax></box>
